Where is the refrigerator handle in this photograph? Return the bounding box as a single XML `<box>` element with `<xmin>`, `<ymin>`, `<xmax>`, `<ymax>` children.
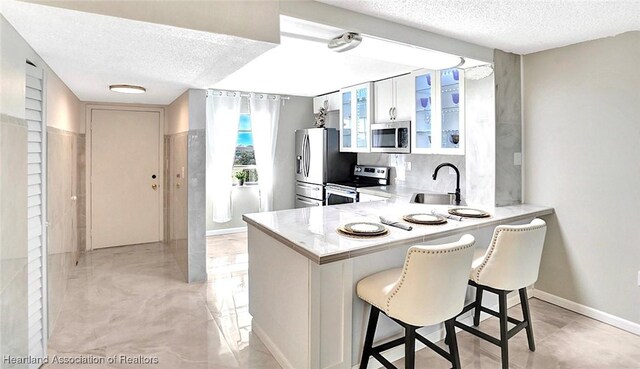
<box><xmin>304</xmin><ymin>134</ymin><xmax>311</xmax><ymax>177</ymax></box>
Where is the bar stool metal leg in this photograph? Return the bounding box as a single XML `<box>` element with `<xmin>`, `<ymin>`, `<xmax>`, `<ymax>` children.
<box><xmin>360</xmin><ymin>306</ymin><xmax>380</xmax><ymax>369</ymax></box>
<box><xmin>473</xmin><ymin>286</ymin><xmax>484</xmax><ymax>326</ymax></box>
<box><xmin>498</xmin><ymin>291</ymin><xmax>509</xmax><ymax>369</ymax></box>
<box><xmin>519</xmin><ymin>288</ymin><xmax>536</xmax><ymax>351</ymax></box>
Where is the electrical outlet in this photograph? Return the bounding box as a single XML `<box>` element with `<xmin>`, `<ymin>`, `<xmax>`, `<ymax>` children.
<box><xmin>405</xmin><ymin>161</ymin><xmax>412</xmax><ymax>171</ymax></box>
<box><xmin>637</xmin><ymin>271</ymin><xmax>640</xmax><ymax>287</ymax></box>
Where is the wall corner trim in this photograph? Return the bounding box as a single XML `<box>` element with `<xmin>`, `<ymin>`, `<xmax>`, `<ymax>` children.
<box><xmin>531</xmin><ymin>289</ymin><xmax>640</xmax><ymax>336</ymax></box>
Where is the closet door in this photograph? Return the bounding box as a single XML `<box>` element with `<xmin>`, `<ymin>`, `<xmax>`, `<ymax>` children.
<box><xmin>25</xmin><ymin>62</ymin><xmax>47</xmax><ymax>367</ymax></box>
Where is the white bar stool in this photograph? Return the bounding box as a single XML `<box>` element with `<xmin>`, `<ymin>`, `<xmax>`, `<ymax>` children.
<box><xmin>451</xmin><ymin>218</ymin><xmax>547</xmax><ymax>369</ymax></box>
<box><xmin>357</xmin><ymin>235</ymin><xmax>476</xmax><ymax>369</ymax></box>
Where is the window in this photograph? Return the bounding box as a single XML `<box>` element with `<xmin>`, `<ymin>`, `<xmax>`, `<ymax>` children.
<box><xmin>233</xmin><ymin>114</ymin><xmax>258</xmax><ymax>184</ymax></box>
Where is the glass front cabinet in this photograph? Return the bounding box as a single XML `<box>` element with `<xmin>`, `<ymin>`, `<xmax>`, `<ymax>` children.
<box><xmin>340</xmin><ymin>82</ymin><xmax>373</xmax><ymax>152</ymax></box>
<box><xmin>411</xmin><ymin>68</ymin><xmax>465</xmax><ymax>154</ymax></box>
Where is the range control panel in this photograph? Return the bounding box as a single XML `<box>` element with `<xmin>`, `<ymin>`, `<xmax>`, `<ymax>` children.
<box><xmin>353</xmin><ymin>165</ymin><xmax>390</xmax><ymax>182</ymax></box>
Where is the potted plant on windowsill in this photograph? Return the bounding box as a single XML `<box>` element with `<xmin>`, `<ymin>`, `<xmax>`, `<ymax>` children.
<box><xmin>235</xmin><ymin>171</ymin><xmax>246</xmax><ymax>186</ymax></box>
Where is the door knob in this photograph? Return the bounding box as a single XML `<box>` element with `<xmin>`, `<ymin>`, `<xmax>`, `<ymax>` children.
<box><xmin>152</xmin><ymin>183</ymin><xmax>158</xmax><ymax>190</ymax></box>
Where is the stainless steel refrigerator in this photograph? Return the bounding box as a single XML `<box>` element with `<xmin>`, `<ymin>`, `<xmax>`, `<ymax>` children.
<box><xmin>295</xmin><ymin>128</ymin><xmax>356</xmax><ymax>208</ymax></box>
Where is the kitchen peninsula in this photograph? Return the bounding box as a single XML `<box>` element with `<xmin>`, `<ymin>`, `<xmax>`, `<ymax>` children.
<box><xmin>243</xmin><ymin>198</ymin><xmax>553</xmax><ymax>369</ymax></box>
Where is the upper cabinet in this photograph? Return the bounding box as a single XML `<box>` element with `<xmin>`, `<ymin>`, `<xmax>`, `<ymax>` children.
<box><xmin>340</xmin><ymin>82</ymin><xmax>373</xmax><ymax>152</ymax></box>
<box><xmin>411</xmin><ymin>68</ymin><xmax>465</xmax><ymax>155</ymax></box>
<box><xmin>313</xmin><ymin>91</ymin><xmax>341</xmax><ymax>113</ymax></box>
<box><xmin>374</xmin><ymin>74</ymin><xmax>412</xmax><ymax>123</ymax></box>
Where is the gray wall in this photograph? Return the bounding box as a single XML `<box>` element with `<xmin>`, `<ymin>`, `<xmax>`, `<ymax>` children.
<box><xmin>273</xmin><ymin>96</ymin><xmax>314</xmax><ymax>210</ymax></box>
<box><xmin>166</xmin><ymin>89</ymin><xmax>207</xmax><ymax>283</ymax></box>
<box><xmin>206</xmin><ymin>96</ymin><xmax>313</xmax><ymax>231</ymax></box>
<box><xmin>464</xmin><ymin>72</ymin><xmax>496</xmax><ymax>207</ymax></box>
<box><xmin>495</xmin><ymin>50</ymin><xmax>523</xmax><ymax>206</ymax></box>
<box><xmin>523</xmin><ymin>31</ymin><xmax>640</xmax><ymax>324</ymax></box>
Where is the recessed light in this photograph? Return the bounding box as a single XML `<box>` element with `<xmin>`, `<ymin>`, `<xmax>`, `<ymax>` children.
<box><xmin>109</xmin><ymin>84</ymin><xmax>146</xmax><ymax>94</ymax></box>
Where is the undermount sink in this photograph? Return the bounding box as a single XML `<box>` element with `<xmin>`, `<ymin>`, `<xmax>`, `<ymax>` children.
<box><xmin>410</xmin><ymin>192</ymin><xmax>453</xmax><ymax>205</ymax></box>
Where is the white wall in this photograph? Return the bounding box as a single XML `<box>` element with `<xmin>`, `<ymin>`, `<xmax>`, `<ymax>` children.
<box><xmin>523</xmin><ymin>31</ymin><xmax>640</xmax><ymax>324</ymax></box>
<box><xmin>166</xmin><ymin>90</ymin><xmax>189</xmax><ymax>134</ymax></box>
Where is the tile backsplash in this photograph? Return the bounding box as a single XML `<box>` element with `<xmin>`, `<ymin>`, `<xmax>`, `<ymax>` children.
<box><xmin>358</xmin><ymin>153</ymin><xmax>466</xmax><ymax>197</ymax></box>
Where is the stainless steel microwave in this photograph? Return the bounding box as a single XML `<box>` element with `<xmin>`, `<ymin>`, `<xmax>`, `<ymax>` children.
<box><xmin>370</xmin><ymin>121</ymin><xmax>411</xmax><ymax>153</ymax></box>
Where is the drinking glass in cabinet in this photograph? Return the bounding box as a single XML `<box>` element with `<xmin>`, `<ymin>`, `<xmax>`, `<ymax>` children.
<box><xmin>355</xmin><ymin>88</ymin><xmax>368</xmax><ymax>149</ymax></box>
<box><xmin>342</xmin><ymin>91</ymin><xmax>352</xmax><ymax>148</ymax></box>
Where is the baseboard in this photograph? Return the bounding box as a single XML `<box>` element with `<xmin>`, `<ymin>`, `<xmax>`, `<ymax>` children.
<box><xmin>206</xmin><ymin>226</ymin><xmax>247</xmax><ymax>236</ymax></box>
<box><xmin>531</xmin><ymin>289</ymin><xmax>640</xmax><ymax>336</ymax></box>
<box><xmin>353</xmin><ymin>294</ymin><xmax>522</xmax><ymax>369</ymax></box>
<box><xmin>252</xmin><ymin>320</ymin><xmax>295</xmax><ymax>369</ymax></box>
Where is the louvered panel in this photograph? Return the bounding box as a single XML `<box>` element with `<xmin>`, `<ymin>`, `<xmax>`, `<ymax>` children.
<box><xmin>26</xmin><ymin>75</ymin><xmax>42</xmax><ymax>90</ymax></box>
<box><xmin>28</xmin><ymin>142</ymin><xmax>42</xmax><ymax>153</ymax></box>
<box><xmin>28</xmin><ymin>244</ymin><xmax>42</xmax><ymax>258</ymax></box>
<box><xmin>26</xmin><ymin>87</ymin><xmax>42</xmax><ymax>101</ymax></box>
<box><xmin>27</xmin><ymin>194</ymin><xmax>41</xmax><ymax>208</ymax></box>
<box><xmin>27</xmin><ymin>174</ymin><xmax>41</xmax><ymax>186</ymax></box>
<box><xmin>27</xmin><ymin>184</ymin><xmax>41</xmax><ymax>197</ymax></box>
<box><xmin>28</xmin><ymin>283</ymin><xmax>42</xmax><ymax>302</ymax></box>
<box><xmin>28</xmin><ymin>324</ymin><xmax>42</xmax><ymax>345</ymax></box>
<box><xmin>28</xmin><ymin>163</ymin><xmax>42</xmax><ymax>175</ymax></box>
<box><xmin>26</xmin><ymin>63</ymin><xmax>46</xmax><ymax>365</ymax></box>
<box><xmin>26</xmin><ymin>64</ymin><xmax>43</xmax><ymax>79</ymax></box>
<box><xmin>27</xmin><ymin>206</ymin><xmax>41</xmax><ymax>219</ymax></box>
<box><xmin>27</xmin><ymin>120</ymin><xmax>42</xmax><ymax>132</ymax></box>
<box><xmin>26</xmin><ymin>98</ymin><xmax>42</xmax><ymax>112</ymax></box>
<box><xmin>27</xmin><ymin>217</ymin><xmax>42</xmax><ymax>239</ymax></box>
<box><xmin>28</xmin><ymin>236</ymin><xmax>41</xmax><ymax>252</ymax></box>
<box><xmin>26</xmin><ymin>109</ymin><xmax>42</xmax><ymax>121</ymax></box>
<box><xmin>27</xmin><ymin>257</ymin><xmax>42</xmax><ymax>278</ymax></box>
<box><xmin>28</xmin><ymin>131</ymin><xmax>42</xmax><ymax>142</ymax></box>
<box><xmin>27</xmin><ymin>152</ymin><xmax>41</xmax><ymax>164</ymax></box>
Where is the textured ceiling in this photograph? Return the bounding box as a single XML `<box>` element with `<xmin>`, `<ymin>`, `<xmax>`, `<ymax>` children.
<box><xmin>214</xmin><ymin>16</ymin><xmax>421</xmax><ymax>96</ymax></box>
<box><xmin>1</xmin><ymin>0</ymin><xmax>275</xmax><ymax>104</ymax></box>
<box><xmin>316</xmin><ymin>0</ymin><xmax>640</xmax><ymax>54</ymax></box>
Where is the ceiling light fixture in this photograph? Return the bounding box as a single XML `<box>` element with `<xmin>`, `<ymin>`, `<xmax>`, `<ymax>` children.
<box><xmin>109</xmin><ymin>84</ymin><xmax>146</xmax><ymax>94</ymax></box>
<box><xmin>328</xmin><ymin>32</ymin><xmax>462</xmax><ymax>70</ymax></box>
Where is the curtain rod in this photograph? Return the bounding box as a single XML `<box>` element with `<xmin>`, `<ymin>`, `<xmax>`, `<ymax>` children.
<box><xmin>207</xmin><ymin>90</ymin><xmax>291</xmax><ymax>100</ymax></box>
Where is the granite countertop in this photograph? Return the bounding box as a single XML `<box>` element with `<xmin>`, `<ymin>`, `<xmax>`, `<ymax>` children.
<box><xmin>242</xmin><ymin>198</ymin><xmax>554</xmax><ymax>265</ymax></box>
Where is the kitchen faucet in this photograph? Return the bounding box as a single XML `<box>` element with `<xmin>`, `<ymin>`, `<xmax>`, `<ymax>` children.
<box><xmin>432</xmin><ymin>163</ymin><xmax>461</xmax><ymax>205</ymax></box>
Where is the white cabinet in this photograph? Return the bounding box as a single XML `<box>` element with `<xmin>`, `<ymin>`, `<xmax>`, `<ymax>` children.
<box><xmin>340</xmin><ymin>82</ymin><xmax>373</xmax><ymax>152</ymax></box>
<box><xmin>313</xmin><ymin>91</ymin><xmax>341</xmax><ymax>113</ymax></box>
<box><xmin>374</xmin><ymin>74</ymin><xmax>413</xmax><ymax>123</ymax></box>
<box><xmin>411</xmin><ymin>68</ymin><xmax>465</xmax><ymax>155</ymax></box>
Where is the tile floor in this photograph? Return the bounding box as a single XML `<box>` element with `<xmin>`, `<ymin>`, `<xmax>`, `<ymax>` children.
<box><xmin>46</xmin><ymin>232</ymin><xmax>640</xmax><ymax>368</ymax></box>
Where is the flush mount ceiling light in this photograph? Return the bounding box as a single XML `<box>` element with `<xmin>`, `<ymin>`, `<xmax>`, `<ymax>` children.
<box><xmin>109</xmin><ymin>84</ymin><xmax>146</xmax><ymax>94</ymax></box>
<box><xmin>328</xmin><ymin>32</ymin><xmax>462</xmax><ymax>70</ymax></box>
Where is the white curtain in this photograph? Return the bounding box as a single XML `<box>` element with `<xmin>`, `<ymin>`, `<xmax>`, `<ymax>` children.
<box><xmin>249</xmin><ymin>93</ymin><xmax>281</xmax><ymax>212</ymax></box>
<box><xmin>206</xmin><ymin>90</ymin><xmax>242</xmax><ymax>223</ymax></box>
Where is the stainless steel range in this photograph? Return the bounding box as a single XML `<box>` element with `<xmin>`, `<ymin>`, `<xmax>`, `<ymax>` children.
<box><xmin>325</xmin><ymin>165</ymin><xmax>390</xmax><ymax>206</ymax></box>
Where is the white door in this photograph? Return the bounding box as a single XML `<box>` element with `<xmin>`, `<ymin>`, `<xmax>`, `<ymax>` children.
<box><xmin>91</xmin><ymin>109</ymin><xmax>162</xmax><ymax>249</ymax></box>
<box><xmin>394</xmin><ymin>74</ymin><xmax>414</xmax><ymax>121</ymax></box>
<box><xmin>374</xmin><ymin>78</ymin><xmax>394</xmax><ymax>123</ymax></box>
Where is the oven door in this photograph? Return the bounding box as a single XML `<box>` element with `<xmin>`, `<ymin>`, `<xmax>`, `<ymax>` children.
<box><xmin>325</xmin><ymin>186</ymin><xmax>358</xmax><ymax>206</ymax></box>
